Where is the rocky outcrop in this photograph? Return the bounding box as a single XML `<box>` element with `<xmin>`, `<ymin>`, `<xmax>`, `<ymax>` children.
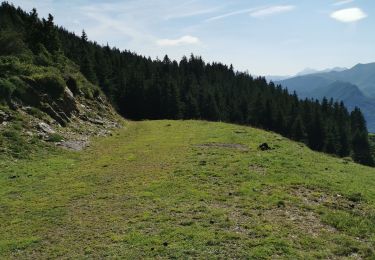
<box><xmin>0</xmin><ymin>110</ymin><xmax>10</xmax><ymax>123</ymax></box>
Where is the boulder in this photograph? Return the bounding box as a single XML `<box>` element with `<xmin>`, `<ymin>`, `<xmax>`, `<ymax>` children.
<box><xmin>259</xmin><ymin>143</ymin><xmax>271</xmax><ymax>151</ymax></box>
<box><xmin>0</xmin><ymin>110</ymin><xmax>10</xmax><ymax>123</ymax></box>
<box><xmin>38</xmin><ymin>122</ymin><xmax>55</xmax><ymax>134</ymax></box>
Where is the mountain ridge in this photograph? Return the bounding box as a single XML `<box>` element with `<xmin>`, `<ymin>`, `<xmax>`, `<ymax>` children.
<box><xmin>277</xmin><ymin>63</ymin><xmax>375</xmax><ymax>132</ymax></box>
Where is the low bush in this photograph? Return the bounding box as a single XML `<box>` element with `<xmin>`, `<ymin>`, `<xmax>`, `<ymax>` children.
<box><xmin>0</xmin><ymin>31</ymin><xmax>27</xmax><ymax>56</ymax></box>
<box><xmin>0</xmin><ymin>78</ymin><xmax>15</xmax><ymax>104</ymax></box>
<box><xmin>46</xmin><ymin>133</ymin><xmax>64</xmax><ymax>142</ymax></box>
<box><xmin>31</xmin><ymin>72</ymin><xmax>65</xmax><ymax>98</ymax></box>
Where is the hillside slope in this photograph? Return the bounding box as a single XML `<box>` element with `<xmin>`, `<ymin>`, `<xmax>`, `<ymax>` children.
<box><xmin>0</xmin><ymin>49</ymin><xmax>121</xmax><ymax>160</ymax></box>
<box><xmin>1</xmin><ymin>120</ymin><xmax>375</xmax><ymax>259</ymax></box>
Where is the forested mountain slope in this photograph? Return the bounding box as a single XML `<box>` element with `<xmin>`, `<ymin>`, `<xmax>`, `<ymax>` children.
<box><xmin>278</xmin><ymin>64</ymin><xmax>375</xmax><ymax>132</ymax></box>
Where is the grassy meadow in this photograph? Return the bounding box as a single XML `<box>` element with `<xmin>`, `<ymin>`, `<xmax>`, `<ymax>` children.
<box><xmin>1</xmin><ymin>120</ymin><xmax>375</xmax><ymax>259</ymax></box>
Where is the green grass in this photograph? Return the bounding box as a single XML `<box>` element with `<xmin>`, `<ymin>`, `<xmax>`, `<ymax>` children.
<box><xmin>1</xmin><ymin>120</ymin><xmax>375</xmax><ymax>259</ymax></box>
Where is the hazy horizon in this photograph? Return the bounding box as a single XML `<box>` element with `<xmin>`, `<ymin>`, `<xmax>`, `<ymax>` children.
<box><xmin>10</xmin><ymin>0</ymin><xmax>375</xmax><ymax>76</ymax></box>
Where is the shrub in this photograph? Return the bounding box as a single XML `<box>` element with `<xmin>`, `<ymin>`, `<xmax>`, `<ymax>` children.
<box><xmin>0</xmin><ymin>31</ymin><xmax>27</xmax><ymax>56</ymax></box>
<box><xmin>33</xmin><ymin>44</ymin><xmax>53</xmax><ymax>66</ymax></box>
<box><xmin>31</xmin><ymin>73</ymin><xmax>65</xmax><ymax>98</ymax></box>
<box><xmin>26</xmin><ymin>107</ymin><xmax>45</xmax><ymax>119</ymax></box>
<box><xmin>0</xmin><ymin>78</ymin><xmax>15</xmax><ymax>104</ymax></box>
<box><xmin>66</xmin><ymin>76</ymin><xmax>79</xmax><ymax>96</ymax></box>
<box><xmin>347</xmin><ymin>192</ymin><xmax>363</xmax><ymax>203</ymax></box>
<box><xmin>46</xmin><ymin>133</ymin><xmax>64</xmax><ymax>142</ymax></box>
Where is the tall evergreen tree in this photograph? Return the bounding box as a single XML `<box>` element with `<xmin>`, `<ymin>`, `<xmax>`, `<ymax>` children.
<box><xmin>351</xmin><ymin>130</ymin><xmax>374</xmax><ymax>166</ymax></box>
<box><xmin>41</xmin><ymin>14</ymin><xmax>60</xmax><ymax>53</ymax></box>
<box><xmin>79</xmin><ymin>30</ymin><xmax>97</xmax><ymax>84</ymax></box>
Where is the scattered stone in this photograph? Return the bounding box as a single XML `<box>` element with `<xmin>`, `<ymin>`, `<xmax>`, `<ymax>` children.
<box><xmin>64</xmin><ymin>87</ymin><xmax>74</xmax><ymax>99</ymax></box>
<box><xmin>38</xmin><ymin>122</ymin><xmax>56</xmax><ymax>134</ymax></box>
<box><xmin>89</xmin><ymin>118</ymin><xmax>105</xmax><ymax>125</ymax></box>
<box><xmin>58</xmin><ymin>140</ymin><xmax>89</xmax><ymax>151</ymax></box>
<box><xmin>259</xmin><ymin>143</ymin><xmax>271</xmax><ymax>151</ymax></box>
<box><xmin>0</xmin><ymin>110</ymin><xmax>10</xmax><ymax>123</ymax></box>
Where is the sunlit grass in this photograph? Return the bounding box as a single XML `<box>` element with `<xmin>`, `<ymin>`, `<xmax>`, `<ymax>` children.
<box><xmin>1</xmin><ymin>120</ymin><xmax>375</xmax><ymax>258</ymax></box>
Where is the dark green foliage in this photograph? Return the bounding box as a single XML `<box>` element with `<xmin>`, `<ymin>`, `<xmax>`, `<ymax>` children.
<box><xmin>0</xmin><ymin>2</ymin><xmax>373</xmax><ymax>166</ymax></box>
<box><xmin>0</xmin><ymin>78</ymin><xmax>15</xmax><ymax>104</ymax></box>
<box><xmin>41</xmin><ymin>14</ymin><xmax>60</xmax><ymax>53</ymax></box>
<box><xmin>66</xmin><ymin>76</ymin><xmax>79</xmax><ymax>96</ymax></box>
<box><xmin>46</xmin><ymin>133</ymin><xmax>64</xmax><ymax>142</ymax></box>
<box><xmin>351</xmin><ymin>130</ymin><xmax>374</xmax><ymax>166</ymax></box>
<box><xmin>1</xmin><ymin>122</ymin><xmax>38</xmax><ymax>159</ymax></box>
<box><xmin>30</xmin><ymin>73</ymin><xmax>65</xmax><ymax>98</ymax></box>
<box><xmin>291</xmin><ymin>116</ymin><xmax>305</xmax><ymax>141</ymax></box>
<box><xmin>0</xmin><ymin>30</ymin><xmax>27</xmax><ymax>56</ymax></box>
<box><xmin>80</xmin><ymin>48</ymin><xmax>97</xmax><ymax>84</ymax></box>
<box><xmin>350</xmin><ymin>108</ymin><xmax>374</xmax><ymax>166</ymax></box>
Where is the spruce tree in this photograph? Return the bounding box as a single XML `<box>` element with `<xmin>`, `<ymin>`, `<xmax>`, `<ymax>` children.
<box><xmin>291</xmin><ymin>116</ymin><xmax>306</xmax><ymax>141</ymax></box>
<box><xmin>79</xmin><ymin>30</ymin><xmax>97</xmax><ymax>84</ymax></box>
<box><xmin>351</xmin><ymin>130</ymin><xmax>375</xmax><ymax>166</ymax></box>
<box><xmin>41</xmin><ymin>14</ymin><xmax>60</xmax><ymax>53</ymax></box>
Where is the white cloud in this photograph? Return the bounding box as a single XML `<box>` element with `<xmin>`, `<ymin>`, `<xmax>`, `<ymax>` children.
<box><xmin>205</xmin><ymin>7</ymin><xmax>263</xmax><ymax>22</ymax></box>
<box><xmin>250</xmin><ymin>5</ymin><xmax>295</xmax><ymax>18</ymax></box>
<box><xmin>156</xmin><ymin>35</ymin><xmax>200</xmax><ymax>46</ymax></box>
<box><xmin>333</xmin><ymin>0</ymin><xmax>354</xmax><ymax>6</ymax></box>
<box><xmin>330</xmin><ymin>7</ymin><xmax>367</xmax><ymax>23</ymax></box>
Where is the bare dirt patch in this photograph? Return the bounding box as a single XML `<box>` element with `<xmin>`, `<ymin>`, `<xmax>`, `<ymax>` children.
<box><xmin>289</xmin><ymin>186</ymin><xmax>362</xmax><ymax>211</ymax></box>
<box><xmin>262</xmin><ymin>205</ymin><xmax>337</xmax><ymax>237</ymax></box>
<box><xmin>195</xmin><ymin>143</ymin><xmax>249</xmax><ymax>151</ymax></box>
<box><xmin>249</xmin><ymin>164</ymin><xmax>266</xmax><ymax>175</ymax></box>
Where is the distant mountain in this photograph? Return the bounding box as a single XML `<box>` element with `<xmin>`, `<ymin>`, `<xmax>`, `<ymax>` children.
<box><xmin>265</xmin><ymin>75</ymin><xmax>291</xmax><ymax>82</ymax></box>
<box><xmin>296</xmin><ymin>67</ymin><xmax>347</xmax><ymax>76</ymax></box>
<box><xmin>277</xmin><ymin>63</ymin><xmax>375</xmax><ymax>132</ymax></box>
<box><xmin>296</xmin><ymin>68</ymin><xmax>320</xmax><ymax>76</ymax></box>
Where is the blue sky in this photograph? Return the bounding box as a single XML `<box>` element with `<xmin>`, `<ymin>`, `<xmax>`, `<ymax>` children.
<box><xmin>9</xmin><ymin>0</ymin><xmax>375</xmax><ymax>75</ymax></box>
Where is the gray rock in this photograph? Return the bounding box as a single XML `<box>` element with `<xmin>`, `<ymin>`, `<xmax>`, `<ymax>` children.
<box><xmin>64</xmin><ymin>87</ymin><xmax>74</xmax><ymax>99</ymax></box>
<box><xmin>58</xmin><ymin>140</ymin><xmax>89</xmax><ymax>151</ymax></box>
<box><xmin>38</xmin><ymin>122</ymin><xmax>55</xmax><ymax>134</ymax></box>
<box><xmin>0</xmin><ymin>110</ymin><xmax>10</xmax><ymax>123</ymax></box>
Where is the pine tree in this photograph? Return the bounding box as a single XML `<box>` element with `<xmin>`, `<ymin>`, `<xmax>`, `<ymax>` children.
<box><xmin>324</xmin><ymin>126</ymin><xmax>338</xmax><ymax>155</ymax></box>
<box><xmin>26</xmin><ymin>8</ymin><xmax>43</xmax><ymax>52</ymax></box>
<box><xmin>41</xmin><ymin>14</ymin><xmax>60</xmax><ymax>53</ymax></box>
<box><xmin>291</xmin><ymin>116</ymin><xmax>306</xmax><ymax>141</ymax></box>
<box><xmin>351</xmin><ymin>130</ymin><xmax>375</xmax><ymax>166</ymax></box>
<box><xmin>350</xmin><ymin>108</ymin><xmax>374</xmax><ymax>165</ymax></box>
<box><xmin>184</xmin><ymin>92</ymin><xmax>200</xmax><ymax>119</ymax></box>
<box><xmin>79</xmin><ymin>30</ymin><xmax>97</xmax><ymax>84</ymax></box>
<box><xmin>308</xmin><ymin>111</ymin><xmax>325</xmax><ymax>151</ymax></box>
